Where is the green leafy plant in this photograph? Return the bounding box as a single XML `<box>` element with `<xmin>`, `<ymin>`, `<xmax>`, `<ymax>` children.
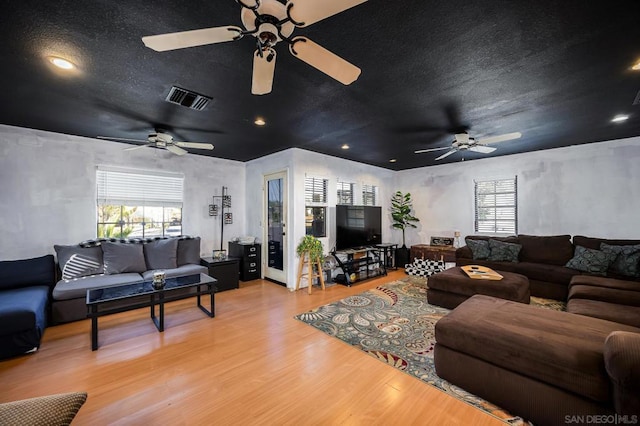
<box><xmin>391</xmin><ymin>191</ymin><xmax>420</xmax><ymax>248</ymax></box>
<box><xmin>296</xmin><ymin>235</ymin><xmax>325</xmax><ymax>263</ymax></box>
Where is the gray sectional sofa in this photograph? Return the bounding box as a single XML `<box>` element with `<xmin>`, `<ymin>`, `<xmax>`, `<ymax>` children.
<box><xmin>52</xmin><ymin>236</ymin><xmax>207</xmax><ymax>324</ymax></box>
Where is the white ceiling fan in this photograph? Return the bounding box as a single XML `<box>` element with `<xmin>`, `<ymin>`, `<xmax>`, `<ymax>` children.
<box><xmin>414</xmin><ymin>132</ymin><xmax>522</xmax><ymax>160</ymax></box>
<box><xmin>141</xmin><ymin>0</ymin><xmax>367</xmax><ymax>95</ymax></box>
<box><xmin>97</xmin><ymin>131</ymin><xmax>214</xmax><ymax>156</ymax></box>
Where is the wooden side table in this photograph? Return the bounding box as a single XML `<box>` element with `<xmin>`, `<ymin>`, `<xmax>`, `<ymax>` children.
<box><xmin>410</xmin><ymin>244</ymin><xmax>457</xmax><ymax>263</ymax></box>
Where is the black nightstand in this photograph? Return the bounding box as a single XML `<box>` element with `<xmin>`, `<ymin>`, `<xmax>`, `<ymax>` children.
<box><xmin>200</xmin><ymin>257</ymin><xmax>240</xmax><ymax>292</ymax></box>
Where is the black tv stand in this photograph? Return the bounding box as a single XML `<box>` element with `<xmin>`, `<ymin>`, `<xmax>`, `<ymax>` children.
<box><xmin>332</xmin><ymin>246</ymin><xmax>387</xmax><ymax>286</ymax></box>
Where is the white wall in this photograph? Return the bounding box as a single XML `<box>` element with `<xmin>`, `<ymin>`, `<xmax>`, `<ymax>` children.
<box><xmin>246</xmin><ymin>148</ymin><xmax>395</xmax><ymax>289</ymax></box>
<box><xmin>394</xmin><ymin>137</ymin><xmax>640</xmax><ymax>247</ymax></box>
<box><xmin>3</xmin><ymin>123</ymin><xmax>637</xmax><ymax>283</ymax></box>
<box><xmin>0</xmin><ymin>125</ymin><xmax>246</xmax><ymax>260</ymax></box>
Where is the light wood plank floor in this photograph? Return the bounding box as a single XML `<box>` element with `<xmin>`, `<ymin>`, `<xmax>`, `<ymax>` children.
<box><xmin>0</xmin><ymin>270</ymin><xmax>503</xmax><ymax>425</ymax></box>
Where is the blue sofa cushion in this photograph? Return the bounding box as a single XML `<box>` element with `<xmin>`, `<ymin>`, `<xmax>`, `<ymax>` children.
<box><xmin>0</xmin><ymin>286</ymin><xmax>49</xmax><ymax>359</ymax></box>
<box><xmin>0</xmin><ymin>255</ymin><xmax>55</xmax><ymax>291</ymax></box>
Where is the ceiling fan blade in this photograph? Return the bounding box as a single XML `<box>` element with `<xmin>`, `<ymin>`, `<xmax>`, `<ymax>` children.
<box><xmin>435</xmin><ymin>150</ymin><xmax>458</xmax><ymax>160</ymax></box>
<box><xmin>124</xmin><ymin>143</ymin><xmax>155</xmax><ymax>151</ymax></box>
<box><xmin>414</xmin><ymin>146</ymin><xmax>451</xmax><ymax>154</ymax></box>
<box><xmin>97</xmin><ymin>136</ymin><xmax>148</xmax><ymax>143</ymax></box>
<box><xmin>175</xmin><ymin>142</ymin><xmax>214</xmax><ymax>150</ymax></box>
<box><xmin>166</xmin><ymin>145</ymin><xmax>188</xmax><ymax>156</ymax></box>
<box><xmin>469</xmin><ymin>145</ymin><xmax>496</xmax><ymax>154</ymax></box>
<box><xmin>289</xmin><ymin>37</ymin><xmax>361</xmax><ymax>85</ymax></box>
<box><xmin>251</xmin><ymin>48</ymin><xmax>276</xmax><ymax>95</ymax></box>
<box><xmin>287</xmin><ymin>0</ymin><xmax>367</xmax><ymax>27</ymax></box>
<box><xmin>142</xmin><ymin>26</ymin><xmax>243</xmax><ymax>52</ymax></box>
<box><xmin>477</xmin><ymin>132</ymin><xmax>522</xmax><ymax>145</ymax></box>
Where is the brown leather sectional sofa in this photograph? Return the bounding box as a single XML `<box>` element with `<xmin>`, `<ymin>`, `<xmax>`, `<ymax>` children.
<box><xmin>434</xmin><ymin>234</ymin><xmax>640</xmax><ymax>424</ymax></box>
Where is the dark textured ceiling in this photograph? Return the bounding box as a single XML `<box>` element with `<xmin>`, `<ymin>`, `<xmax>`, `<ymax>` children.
<box><xmin>2</xmin><ymin>0</ymin><xmax>639</xmax><ymax>170</ymax></box>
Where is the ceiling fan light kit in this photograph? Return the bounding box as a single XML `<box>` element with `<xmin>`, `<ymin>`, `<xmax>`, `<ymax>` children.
<box><xmin>141</xmin><ymin>0</ymin><xmax>368</xmax><ymax>95</ymax></box>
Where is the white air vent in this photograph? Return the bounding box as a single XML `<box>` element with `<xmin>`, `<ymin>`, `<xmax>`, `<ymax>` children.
<box><xmin>165</xmin><ymin>86</ymin><xmax>211</xmax><ymax>111</ymax></box>
<box><xmin>633</xmin><ymin>89</ymin><xmax>640</xmax><ymax>106</ymax></box>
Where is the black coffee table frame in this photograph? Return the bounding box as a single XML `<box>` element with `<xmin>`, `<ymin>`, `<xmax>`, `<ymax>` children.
<box><xmin>86</xmin><ymin>273</ymin><xmax>217</xmax><ymax>350</ymax></box>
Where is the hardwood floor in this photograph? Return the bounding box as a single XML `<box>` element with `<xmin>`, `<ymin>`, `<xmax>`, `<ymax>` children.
<box><xmin>0</xmin><ymin>270</ymin><xmax>503</xmax><ymax>425</ymax></box>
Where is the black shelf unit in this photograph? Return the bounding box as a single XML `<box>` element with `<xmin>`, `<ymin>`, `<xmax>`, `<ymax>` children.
<box><xmin>332</xmin><ymin>246</ymin><xmax>387</xmax><ymax>286</ymax></box>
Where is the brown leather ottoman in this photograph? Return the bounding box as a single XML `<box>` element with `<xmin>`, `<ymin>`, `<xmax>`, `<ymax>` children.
<box><xmin>427</xmin><ymin>266</ymin><xmax>529</xmax><ymax>309</ymax></box>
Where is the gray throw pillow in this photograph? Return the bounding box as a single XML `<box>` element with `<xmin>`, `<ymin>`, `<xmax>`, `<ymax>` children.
<box><xmin>54</xmin><ymin>245</ymin><xmax>104</xmax><ymax>280</ymax></box>
<box><xmin>466</xmin><ymin>239</ymin><xmax>490</xmax><ymax>260</ymax></box>
<box><xmin>144</xmin><ymin>238</ymin><xmax>178</xmax><ymax>270</ymax></box>
<box><xmin>565</xmin><ymin>245</ymin><xmax>617</xmax><ymax>276</ymax></box>
<box><xmin>102</xmin><ymin>242</ymin><xmax>147</xmax><ymax>274</ymax></box>
<box><xmin>488</xmin><ymin>239</ymin><xmax>521</xmax><ymax>262</ymax></box>
<box><xmin>600</xmin><ymin>243</ymin><xmax>640</xmax><ymax>277</ymax></box>
<box><xmin>177</xmin><ymin>237</ymin><xmax>201</xmax><ymax>266</ymax></box>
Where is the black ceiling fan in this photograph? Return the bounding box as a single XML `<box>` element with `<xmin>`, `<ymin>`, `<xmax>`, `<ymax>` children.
<box><xmin>141</xmin><ymin>0</ymin><xmax>368</xmax><ymax>95</ymax></box>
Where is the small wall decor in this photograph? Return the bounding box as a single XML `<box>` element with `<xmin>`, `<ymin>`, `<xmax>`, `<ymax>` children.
<box><xmin>211</xmin><ymin>186</ymin><xmax>232</xmax><ymax>250</ymax></box>
<box><xmin>430</xmin><ymin>236</ymin><xmax>455</xmax><ymax>247</ymax></box>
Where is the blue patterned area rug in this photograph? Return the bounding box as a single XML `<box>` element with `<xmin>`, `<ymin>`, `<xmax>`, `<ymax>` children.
<box><xmin>294</xmin><ymin>277</ymin><xmax>565</xmax><ymax>425</ymax></box>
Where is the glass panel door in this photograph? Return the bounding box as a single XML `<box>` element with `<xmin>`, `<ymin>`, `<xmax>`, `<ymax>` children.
<box><xmin>264</xmin><ymin>171</ymin><xmax>287</xmax><ymax>284</ymax></box>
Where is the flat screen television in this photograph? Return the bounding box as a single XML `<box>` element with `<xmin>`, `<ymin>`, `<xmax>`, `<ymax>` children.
<box><xmin>335</xmin><ymin>205</ymin><xmax>382</xmax><ymax>250</ymax></box>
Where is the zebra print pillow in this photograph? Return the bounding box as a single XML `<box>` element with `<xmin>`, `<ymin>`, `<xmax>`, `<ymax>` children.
<box><xmin>54</xmin><ymin>245</ymin><xmax>104</xmax><ymax>280</ymax></box>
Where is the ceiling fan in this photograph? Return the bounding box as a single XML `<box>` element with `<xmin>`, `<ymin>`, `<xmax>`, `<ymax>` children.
<box><xmin>414</xmin><ymin>132</ymin><xmax>522</xmax><ymax>160</ymax></box>
<box><xmin>97</xmin><ymin>131</ymin><xmax>214</xmax><ymax>156</ymax></box>
<box><xmin>141</xmin><ymin>0</ymin><xmax>367</xmax><ymax>95</ymax></box>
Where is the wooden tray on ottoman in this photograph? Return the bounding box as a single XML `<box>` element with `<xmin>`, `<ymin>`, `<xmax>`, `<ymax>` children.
<box><xmin>461</xmin><ymin>265</ymin><xmax>503</xmax><ymax>280</ymax></box>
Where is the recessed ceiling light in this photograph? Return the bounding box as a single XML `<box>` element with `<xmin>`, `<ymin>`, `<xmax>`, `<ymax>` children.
<box><xmin>341</xmin><ymin>144</ymin><xmax>350</xmax><ymax>150</ymax></box>
<box><xmin>254</xmin><ymin>118</ymin><xmax>266</xmax><ymax>126</ymax></box>
<box><xmin>49</xmin><ymin>56</ymin><xmax>75</xmax><ymax>70</ymax></box>
<box><xmin>631</xmin><ymin>60</ymin><xmax>640</xmax><ymax>71</ymax></box>
<box><xmin>389</xmin><ymin>159</ymin><xmax>397</xmax><ymax>163</ymax></box>
<box><xmin>611</xmin><ymin>114</ymin><xmax>629</xmax><ymax>123</ymax></box>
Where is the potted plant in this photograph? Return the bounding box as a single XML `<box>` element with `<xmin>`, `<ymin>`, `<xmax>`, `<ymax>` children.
<box><xmin>296</xmin><ymin>235</ymin><xmax>325</xmax><ymax>263</ymax></box>
<box><xmin>391</xmin><ymin>191</ymin><xmax>420</xmax><ymax>266</ymax></box>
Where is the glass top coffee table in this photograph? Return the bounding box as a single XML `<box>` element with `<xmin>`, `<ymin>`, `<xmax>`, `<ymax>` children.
<box><xmin>86</xmin><ymin>273</ymin><xmax>217</xmax><ymax>350</ymax></box>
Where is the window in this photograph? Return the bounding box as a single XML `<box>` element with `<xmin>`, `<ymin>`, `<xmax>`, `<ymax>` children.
<box><xmin>96</xmin><ymin>167</ymin><xmax>184</xmax><ymax>238</ymax></box>
<box><xmin>362</xmin><ymin>184</ymin><xmax>378</xmax><ymax>206</ymax></box>
<box><xmin>304</xmin><ymin>177</ymin><xmax>327</xmax><ymax>237</ymax></box>
<box><xmin>337</xmin><ymin>181</ymin><xmax>354</xmax><ymax>205</ymax></box>
<box><xmin>474</xmin><ymin>177</ymin><xmax>517</xmax><ymax>234</ymax></box>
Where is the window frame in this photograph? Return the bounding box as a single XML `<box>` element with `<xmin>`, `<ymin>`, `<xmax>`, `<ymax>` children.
<box><xmin>96</xmin><ymin>167</ymin><xmax>185</xmax><ymax>239</ymax></box>
<box><xmin>474</xmin><ymin>176</ymin><xmax>518</xmax><ymax>235</ymax></box>
<box><xmin>362</xmin><ymin>184</ymin><xmax>378</xmax><ymax>206</ymax></box>
<box><xmin>337</xmin><ymin>181</ymin><xmax>355</xmax><ymax>205</ymax></box>
<box><xmin>304</xmin><ymin>176</ymin><xmax>328</xmax><ymax>237</ymax></box>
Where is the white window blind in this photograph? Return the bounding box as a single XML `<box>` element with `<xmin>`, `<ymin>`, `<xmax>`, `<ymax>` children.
<box><xmin>362</xmin><ymin>184</ymin><xmax>378</xmax><ymax>206</ymax></box>
<box><xmin>337</xmin><ymin>181</ymin><xmax>354</xmax><ymax>205</ymax></box>
<box><xmin>305</xmin><ymin>177</ymin><xmax>328</xmax><ymax>204</ymax></box>
<box><xmin>474</xmin><ymin>177</ymin><xmax>517</xmax><ymax>234</ymax></box>
<box><xmin>97</xmin><ymin>167</ymin><xmax>184</xmax><ymax>208</ymax></box>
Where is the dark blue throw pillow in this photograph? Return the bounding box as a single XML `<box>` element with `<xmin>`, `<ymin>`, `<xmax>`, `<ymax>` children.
<box><xmin>565</xmin><ymin>245</ymin><xmax>617</xmax><ymax>276</ymax></box>
<box><xmin>487</xmin><ymin>239</ymin><xmax>522</xmax><ymax>262</ymax></box>
<box><xmin>466</xmin><ymin>239</ymin><xmax>490</xmax><ymax>260</ymax></box>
